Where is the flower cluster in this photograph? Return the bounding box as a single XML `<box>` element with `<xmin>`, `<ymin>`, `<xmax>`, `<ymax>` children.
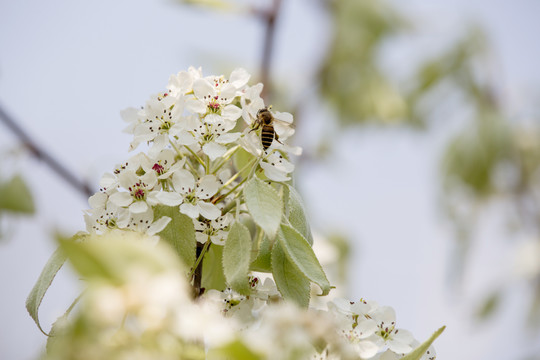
<box><xmin>85</xmin><ymin>67</ymin><xmax>298</xmax><ymax>241</ymax></box>
<box><xmin>35</xmin><ymin>68</ymin><xmax>442</xmax><ymax>360</ymax></box>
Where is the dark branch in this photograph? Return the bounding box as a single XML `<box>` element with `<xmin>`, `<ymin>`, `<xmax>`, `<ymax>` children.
<box><xmin>257</xmin><ymin>0</ymin><xmax>283</xmax><ymax>102</ymax></box>
<box><xmin>0</xmin><ymin>102</ymin><xmax>94</xmax><ymax>198</ymax></box>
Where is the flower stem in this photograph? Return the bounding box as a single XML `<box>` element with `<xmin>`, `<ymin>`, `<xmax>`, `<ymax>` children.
<box><xmin>213</xmin><ymin>145</ymin><xmax>240</xmax><ymax>174</ymax></box>
<box><xmin>185</xmin><ymin>145</ymin><xmax>207</xmax><ymax>171</ymax></box>
<box><xmin>214</xmin><ymin>176</ymin><xmax>249</xmax><ymax>205</ymax></box>
<box><xmin>190</xmin><ymin>239</ymin><xmax>211</xmax><ymax>297</ymax></box>
<box><xmin>217</xmin><ymin>157</ymin><xmax>258</xmax><ymax>193</ymax></box>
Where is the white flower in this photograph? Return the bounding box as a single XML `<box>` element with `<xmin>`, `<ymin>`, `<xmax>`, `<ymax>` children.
<box><xmin>119</xmin><ymin>208</ymin><xmax>171</xmax><ymax>237</ymax></box>
<box><xmin>108</xmin><ymin>170</ymin><xmax>161</xmax><ymax>214</ymax></box>
<box><xmin>194</xmin><ymin>213</ymin><xmax>233</xmax><ymax>245</ymax></box>
<box><xmin>98</xmin><ymin>153</ymin><xmax>148</xmax><ymax>194</ymax></box>
<box><xmin>240</xmin><ymin>82</ymin><xmax>265</xmax><ymax>126</ymax></box>
<box><xmin>171</xmin><ymin>169</ymin><xmax>221</xmax><ymax>220</ymax></box>
<box><xmin>260</xmin><ymin>151</ymin><xmax>295</xmax><ymax>181</ymax></box>
<box><xmin>140</xmin><ymin>149</ymin><xmax>183</xmax><ymax>180</ymax></box>
<box><xmin>167</xmin><ymin>66</ymin><xmax>203</xmax><ymax>96</ymax></box>
<box><xmin>84</xmin><ymin>192</ymin><xmax>128</xmax><ymax>233</ymax></box>
<box><xmin>370</xmin><ymin>306</ymin><xmax>415</xmax><ymax>355</ymax></box>
<box><xmin>185</xmin><ymin>116</ymin><xmax>242</xmax><ymax>160</ymax></box>
<box><xmin>185</xmin><ymin>69</ymin><xmax>249</xmax><ymax>125</ymax></box>
<box><xmin>130</xmin><ymin>94</ymin><xmax>186</xmax><ymax>156</ymax></box>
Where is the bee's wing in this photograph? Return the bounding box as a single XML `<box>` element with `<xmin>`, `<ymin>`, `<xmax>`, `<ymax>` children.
<box><xmin>272</xmin><ymin>111</ymin><xmax>293</xmax><ymax>124</ymax></box>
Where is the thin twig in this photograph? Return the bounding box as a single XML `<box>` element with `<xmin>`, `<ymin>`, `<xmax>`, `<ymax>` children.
<box><xmin>0</xmin><ymin>103</ymin><xmax>94</xmax><ymax>198</ymax></box>
<box><xmin>257</xmin><ymin>0</ymin><xmax>283</xmax><ymax>101</ymax></box>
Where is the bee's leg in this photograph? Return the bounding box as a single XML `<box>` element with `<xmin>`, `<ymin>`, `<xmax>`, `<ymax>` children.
<box><xmin>274</xmin><ymin>133</ymin><xmax>284</xmax><ymax>145</ymax></box>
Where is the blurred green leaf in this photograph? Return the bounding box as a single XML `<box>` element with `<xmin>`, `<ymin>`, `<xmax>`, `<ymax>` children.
<box><xmin>59</xmin><ymin>232</ymin><xmax>183</xmax><ymax>284</ymax></box>
<box><xmin>443</xmin><ymin>115</ymin><xmax>513</xmax><ymax>198</ymax></box>
<box><xmin>207</xmin><ymin>339</ymin><xmax>261</xmax><ymax>360</ymax></box>
<box><xmin>476</xmin><ymin>291</ymin><xmax>501</xmax><ymax>319</ymax></box>
<box><xmin>0</xmin><ymin>174</ymin><xmax>35</xmax><ymax>214</ymax></box>
<box><xmin>319</xmin><ymin>0</ymin><xmax>410</xmax><ymax>125</ymax></box>
<box><xmin>26</xmin><ymin>245</ymin><xmax>67</xmax><ymax>336</ymax></box>
<box><xmin>176</xmin><ymin>0</ymin><xmax>232</xmax><ymax>10</ymax></box>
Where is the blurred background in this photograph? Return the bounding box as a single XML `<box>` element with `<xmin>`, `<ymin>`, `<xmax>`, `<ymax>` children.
<box><xmin>1</xmin><ymin>0</ymin><xmax>540</xmax><ymax>358</ymax></box>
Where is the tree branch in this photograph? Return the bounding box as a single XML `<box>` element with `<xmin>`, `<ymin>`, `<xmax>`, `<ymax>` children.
<box><xmin>256</xmin><ymin>0</ymin><xmax>283</xmax><ymax>102</ymax></box>
<box><xmin>0</xmin><ymin>103</ymin><xmax>94</xmax><ymax>198</ymax></box>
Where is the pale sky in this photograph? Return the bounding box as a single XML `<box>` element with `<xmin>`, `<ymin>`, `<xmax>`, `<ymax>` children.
<box><xmin>1</xmin><ymin>0</ymin><xmax>540</xmax><ymax>359</ymax></box>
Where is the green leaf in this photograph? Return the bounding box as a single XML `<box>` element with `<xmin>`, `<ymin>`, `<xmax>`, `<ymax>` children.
<box><xmin>154</xmin><ymin>205</ymin><xmax>196</xmax><ymax>270</ymax></box>
<box><xmin>233</xmin><ymin>147</ymin><xmax>256</xmax><ymax>180</ymax></box>
<box><xmin>250</xmin><ymin>235</ymin><xmax>273</xmax><ymax>273</ymax></box>
<box><xmin>286</xmin><ymin>185</ymin><xmax>313</xmax><ymax>245</ymax></box>
<box><xmin>271</xmin><ymin>241</ymin><xmax>310</xmax><ymax>308</ymax></box>
<box><xmin>26</xmin><ymin>246</ymin><xmax>66</xmax><ymax>336</ymax></box>
<box><xmin>59</xmin><ymin>232</ymin><xmax>182</xmax><ymax>283</ymax></box>
<box><xmin>202</xmin><ymin>244</ymin><xmax>227</xmax><ymax>291</ymax></box>
<box><xmin>401</xmin><ymin>326</ymin><xmax>445</xmax><ymax>360</ymax></box>
<box><xmin>277</xmin><ymin>224</ymin><xmax>331</xmax><ymax>296</ymax></box>
<box><xmin>0</xmin><ymin>175</ymin><xmax>35</xmax><ymax>214</ymax></box>
<box><xmin>223</xmin><ymin>222</ymin><xmax>252</xmax><ymax>295</ymax></box>
<box><xmin>476</xmin><ymin>291</ymin><xmax>500</xmax><ymax>319</ymax></box>
<box><xmin>207</xmin><ymin>339</ymin><xmax>261</xmax><ymax>360</ymax></box>
<box><xmin>243</xmin><ymin>177</ymin><xmax>283</xmax><ymax>238</ymax></box>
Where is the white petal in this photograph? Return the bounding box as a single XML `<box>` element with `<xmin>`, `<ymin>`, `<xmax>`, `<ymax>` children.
<box><xmin>172</xmin><ymin>170</ymin><xmax>195</xmax><ymax>193</ymax></box>
<box><xmin>197</xmin><ymin>175</ymin><xmax>219</xmax><ymax>198</ymax></box>
<box><xmin>109</xmin><ymin>192</ymin><xmax>132</xmax><ymax>207</ymax></box>
<box><xmin>88</xmin><ymin>192</ymin><xmax>108</xmax><ymax>209</ymax></box>
<box><xmin>219</xmin><ymin>83</ymin><xmax>236</xmax><ymax>100</ymax></box>
<box><xmin>392</xmin><ymin>329</ymin><xmax>414</xmax><ymax>346</ymax></box>
<box><xmin>185</xmin><ymin>99</ymin><xmax>207</xmax><ymax>114</ymax></box>
<box><xmin>197</xmin><ymin>201</ymin><xmax>221</xmax><ymax>220</ymax></box>
<box><xmin>372</xmin><ymin>306</ymin><xmax>396</xmax><ymax>325</ymax></box>
<box><xmin>141</xmin><ymin>171</ymin><xmax>158</xmax><ymax>189</ymax></box>
<box><xmin>180</xmin><ymin>203</ymin><xmax>199</xmax><ymax>219</ymax></box>
<box><xmin>148</xmin><ymin>134</ymin><xmax>169</xmax><ymax>158</ymax></box>
<box><xmin>221</xmin><ymin>105</ymin><xmax>242</xmax><ymax>121</ymax></box>
<box><xmin>193</xmin><ymin>78</ymin><xmax>216</xmax><ymax>99</ymax></box>
<box><xmin>203</xmin><ymin>142</ymin><xmax>227</xmax><ymax>161</ymax></box>
<box><xmin>129</xmin><ymin>201</ymin><xmax>148</xmax><ymax>214</ymax></box>
<box><xmin>196</xmin><ymin>232</ymin><xmax>208</xmax><ymax>244</ymax></box>
<box><xmin>216</xmin><ymin>132</ymin><xmax>241</xmax><ymax>144</ymax></box>
<box><xmin>388</xmin><ymin>338</ymin><xmax>413</xmax><ymax>355</ymax></box>
<box><xmin>204</xmin><ymin>113</ymin><xmax>222</xmax><ymax>124</ymax></box>
<box><xmin>229</xmin><ymin>68</ymin><xmax>251</xmax><ymax>89</ymax></box>
<box><xmin>353</xmin><ymin>340</ymin><xmax>380</xmax><ymax>359</ymax></box>
<box><xmin>176</xmin><ymin>130</ymin><xmax>198</xmax><ymax>146</ymax></box>
<box><xmin>118</xmin><ymin>171</ymin><xmax>139</xmax><ymax>190</ymax></box>
<box><xmin>273</xmin><ymin>111</ymin><xmax>293</xmax><ymax>123</ymax></box>
<box><xmin>156</xmin><ymin>191</ymin><xmax>183</xmax><ymax>206</ymax></box>
<box><xmin>260</xmin><ymin>162</ymin><xmax>290</xmax><ymax>182</ymax></box>
<box><xmin>210</xmin><ymin>234</ymin><xmax>226</xmax><ymax>245</ymax></box>
<box><xmin>148</xmin><ymin>216</ymin><xmax>171</xmax><ymax>235</ymax></box>
<box><xmin>328</xmin><ymin>298</ymin><xmax>352</xmax><ymax>314</ymax></box>
<box><xmin>355</xmin><ymin>319</ymin><xmax>378</xmax><ymax>339</ymax></box>
<box><xmin>99</xmin><ymin>173</ymin><xmax>118</xmax><ymax>190</ymax></box>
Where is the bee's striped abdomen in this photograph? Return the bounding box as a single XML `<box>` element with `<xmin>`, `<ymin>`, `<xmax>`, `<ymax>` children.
<box><xmin>261</xmin><ymin>125</ymin><xmax>275</xmax><ymax>150</ymax></box>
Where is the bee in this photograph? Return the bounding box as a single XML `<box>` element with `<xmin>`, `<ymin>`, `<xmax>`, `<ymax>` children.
<box><xmin>251</xmin><ymin>106</ymin><xmax>286</xmax><ymax>150</ymax></box>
